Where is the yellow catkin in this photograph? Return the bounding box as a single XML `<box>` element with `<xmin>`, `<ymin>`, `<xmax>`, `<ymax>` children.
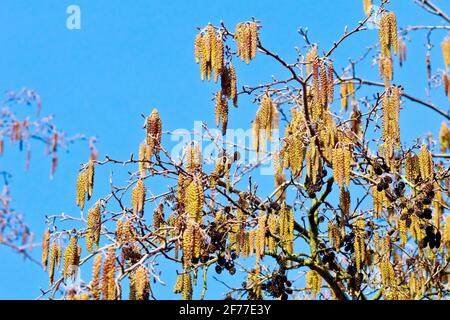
<box><xmin>340</xmin><ymin>81</ymin><xmax>348</xmax><ymax>111</ymax></box>
<box><xmin>182</xmin><ymin>271</ymin><xmax>193</xmax><ymax>300</ymax></box>
<box><xmin>248</xmin><ymin>229</ymin><xmax>255</xmax><ymax>256</ymax></box>
<box><xmin>48</xmin><ymin>242</ymin><xmax>57</xmax><ymax>284</ymax></box>
<box><xmin>372</xmin><ymin>188</ymin><xmax>384</xmax><ymax>218</ymax></box>
<box><xmin>194</xmin><ymin>33</ymin><xmax>202</xmax><ymax>64</ymax></box>
<box><xmin>86</xmin><ymin>160</ymin><xmax>95</xmax><ymax>200</ymax></box>
<box><xmin>185</xmin><ymin>142</ymin><xmax>202</xmax><ymax>171</ymax></box>
<box><xmin>42</xmin><ymin>230</ymin><xmax>50</xmax><ymax>271</ymax></box>
<box><xmin>102</xmin><ymin>247</ymin><xmax>116</xmax><ymax>300</ymax></box>
<box><xmin>185</xmin><ymin>176</ymin><xmax>203</xmax><ymax>221</ymax></box>
<box><xmin>363</xmin><ymin>0</ymin><xmax>372</xmax><ymax>16</ymax></box>
<box><xmin>327</xmin><ymin>63</ymin><xmax>334</xmax><ymax>102</ymax></box>
<box><xmin>398</xmin><ymin>217</ymin><xmax>408</xmax><ymax>247</ymax></box>
<box><xmin>280</xmin><ymin>107</ymin><xmax>307</xmax><ymax>177</ymax></box>
<box><xmin>256</xmin><ymin>213</ymin><xmax>267</xmax><ymax>260</ymax></box>
<box><xmin>86</xmin><ymin>201</ymin><xmax>101</xmax><ymax>253</ymax></box>
<box><xmin>146</xmin><ymin>109</ymin><xmax>162</xmax><ymax>157</ymax></box>
<box><xmin>235</xmin><ymin>22</ymin><xmax>258</xmax><ymax>64</ymax></box>
<box><xmin>418</xmin><ymin>144</ymin><xmax>434</xmax><ymax>181</ymax></box>
<box><xmin>229</xmin><ymin>63</ymin><xmax>238</xmax><ymax>107</ymax></box>
<box><xmin>442</xmin><ymin>38</ymin><xmax>450</xmax><ymax>70</ymax></box>
<box><xmin>63</xmin><ymin>236</ymin><xmax>79</xmax><ymax>279</ymax></box>
<box><xmin>253</xmin><ymin>94</ymin><xmax>278</xmax><ymax>155</ymax></box>
<box><xmin>173</xmin><ymin>274</ymin><xmax>183</xmax><ymax>294</ymax></box>
<box><xmin>76</xmin><ymin>171</ymin><xmax>87</xmax><ymax>210</ymax></box>
<box><xmin>354</xmin><ymin>218</ymin><xmax>365</xmax><ymax>270</ymax></box>
<box><xmin>134</xmin><ymin>266</ymin><xmax>149</xmax><ymax>300</ymax></box>
<box><xmin>306</xmin><ymin>270</ymin><xmax>322</xmax><ymax>298</ymax></box>
<box><xmin>443</xmin><ymin>214</ymin><xmax>450</xmax><ymax>249</ymax></box>
<box><xmin>267</xmin><ymin>213</ymin><xmax>278</xmax><ymax>253</ymax></box>
<box><xmin>90</xmin><ymin>254</ymin><xmax>102</xmax><ymax>300</ymax></box>
<box><xmin>183</xmin><ymin>219</ymin><xmax>195</xmax><ymax>266</ymax></box>
<box><xmin>132</xmin><ymin>179</ymin><xmax>146</xmax><ymax>216</ymax></box>
<box><xmin>439</xmin><ymin>121</ymin><xmax>450</xmax><ymax>152</ymax></box>
<box><xmin>138</xmin><ymin>143</ymin><xmax>151</xmax><ymax>176</ymax></box>
<box><xmin>250</xmin><ymin>22</ymin><xmax>258</xmax><ymax>59</ymax></box>
<box><xmin>215</xmin><ymin>91</ymin><xmax>228</xmax><ymax>136</ymax></box>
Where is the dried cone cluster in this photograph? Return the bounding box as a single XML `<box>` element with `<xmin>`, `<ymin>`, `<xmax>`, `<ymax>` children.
<box><xmin>379</xmin><ymin>12</ymin><xmax>398</xmax><ymax>87</ymax></box>
<box><xmin>252</xmin><ymin>94</ymin><xmax>278</xmax><ymax>155</ymax></box>
<box><xmin>235</xmin><ymin>21</ymin><xmax>259</xmax><ymax>64</ymax></box>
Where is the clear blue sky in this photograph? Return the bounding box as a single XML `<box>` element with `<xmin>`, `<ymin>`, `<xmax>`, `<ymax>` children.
<box><xmin>0</xmin><ymin>0</ymin><xmax>448</xmax><ymax>299</ymax></box>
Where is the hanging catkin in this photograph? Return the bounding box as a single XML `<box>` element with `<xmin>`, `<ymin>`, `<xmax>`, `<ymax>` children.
<box><xmin>90</xmin><ymin>254</ymin><xmax>102</xmax><ymax>300</ymax></box>
<box><xmin>418</xmin><ymin>144</ymin><xmax>434</xmax><ymax>181</ymax></box>
<box><xmin>252</xmin><ymin>94</ymin><xmax>278</xmax><ymax>155</ymax></box>
<box><xmin>134</xmin><ymin>266</ymin><xmax>150</xmax><ymax>300</ymax></box>
<box><xmin>76</xmin><ymin>171</ymin><xmax>87</xmax><ymax>210</ymax></box>
<box><xmin>102</xmin><ymin>247</ymin><xmax>116</xmax><ymax>300</ymax></box>
<box><xmin>86</xmin><ymin>201</ymin><xmax>101</xmax><ymax>253</ymax></box>
<box><xmin>42</xmin><ymin>230</ymin><xmax>50</xmax><ymax>271</ymax></box>
<box><xmin>86</xmin><ymin>160</ymin><xmax>95</xmax><ymax>200</ymax></box>
<box><xmin>63</xmin><ymin>235</ymin><xmax>79</xmax><ymax>280</ymax></box>
<box><xmin>354</xmin><ymin>218</ymin><xmax>365</xmax><ymax>270</ymax></box>
<box><xmin>215</xmin><ymin>91</ymin><xmax>229</xmax><ymax>136</ymax></box>
<box><xmin>442</xmin><ymin>38</ymin><xmax>450</xmax><ymax>70</ymax></box>
<box><xmin>185</xmin><ymin>175</ymin><xmax>203</xmax><ymax>221</ymax></box>
<box><xmin>235</xmin><ymin>22</ymin><xmax>259</xmax><ymax>63</ymax></box>
<box><xmin>131</xmin><ymin>179</ymin><xmax>146</xmax><ymax>216</ymax></box>
<box><xmin>146</xmin><ymin>109</ymin><xmax>162</xmax><ymax>157</ymax></box>
<box><xmin>363</xmin><ymin>0</ymin><xmax>372</xmax><ymax>16</ymax></box>
<box><xmin>439</xmin><ymin>121</ymin><xmax>450</xmax><ymax>152</ymax></box>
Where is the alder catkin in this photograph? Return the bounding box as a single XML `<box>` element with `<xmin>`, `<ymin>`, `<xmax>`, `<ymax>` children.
<box><xmin>439</xmin><ymin>121</ymin><xmax>450</xmax><ymax>152</ymax></box>
<box><xmin>134</xmin><ymin>266</ymin><xmax>150</xmax><ymax>300</ymax></box>
<box><xmin>146</xmin><ymin>109</ymin><xmax>162</xmax><ymax>157</ymax></box>
<box><xmin>131</xmin><ymin>179</ymin><xmax>146</xmax><ymax>216</ymax></box>
<box><xmin>90</xmin><ymin>254</ymin><xmax>102</xmax><ymax>300</ymax></box>
<box><xmin>102</xmin><ymin>247</ymin><xmax>116</xmax><ymax>300</ymax></box>
<box><xmin>48</xmin><ymin>242</ymin><xmax>57</xmax><ymax>284</ymax></box>
<box><xmin>86</xmin><ymin>201</ymin><xmax>101</xmax><ymax>253</ymax></box>
<box><xmin>363</xmin><ymin>0</ymin><xmax>372</xmax><ymax>16</ymax></box>
<box><xmin>76</xmin><ymin>171</ymin><xmax>87</xmax><ymax>210</ymax></box>
<box><xmin>441</xmin><ymin>38</ymin><xmax>450</xmax><ymax>70</ymax></box>
<box><xmin>42</xmin><ymin>230</ymin><xmax>50</xmax><ymax>271</ymax></box>
<box><xmin>63</xmin><ymin>235</ymin><xmax>78</xmax><ymax>280</ymax></box>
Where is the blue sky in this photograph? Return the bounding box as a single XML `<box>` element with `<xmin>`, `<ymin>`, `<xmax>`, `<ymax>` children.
<box><xmin>0</xmin><ymin>0</ymin><xmax>448</xmax><ymax>299</ymax></box>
